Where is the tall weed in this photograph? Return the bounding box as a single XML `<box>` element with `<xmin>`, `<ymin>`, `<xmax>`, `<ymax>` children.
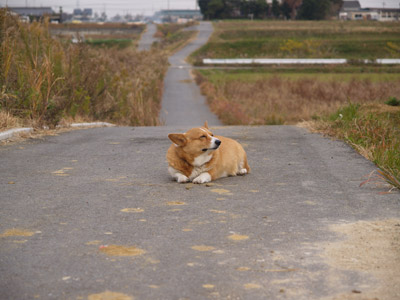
<box><xmin>0</xmin><ymin>9</ymin><xmax>168</xmax><ymax>128</ymax></box>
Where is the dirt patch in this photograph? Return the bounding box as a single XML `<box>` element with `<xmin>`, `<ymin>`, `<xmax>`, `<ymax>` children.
<box><xmin>99</xmin><ymin>245</ymin><xmax>146</xmax><ymax>257</ymax></box>
<box><xmin>0</xmin><ymin>228</ymin><xmax>37</xmax><ymax>237</ymax></box>
<box><xmin>88</xmin><ymin>290</ymin><xmax>133</xmax><ymax>300</ymax></box>
<box><xmin>323</xmin><ymin>219</ymin><xmax>400</xmax><ymax>300</ymax></box>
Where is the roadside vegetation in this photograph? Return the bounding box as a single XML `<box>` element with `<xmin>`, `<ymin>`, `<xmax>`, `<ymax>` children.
<box><xmin>0</xmin><ymin>10</ymin><xmax>168</xmax><ymax>129</ymax></box>
<box><xmin>312</xmin><ymin>102</ymin><xmax>400</xmax><ymax>189</ymax></box>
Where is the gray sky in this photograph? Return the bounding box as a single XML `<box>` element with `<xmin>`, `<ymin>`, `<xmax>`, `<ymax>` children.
<box><xmin>1</xmin><ymin>0</ymin><xmax>399</xmax><ymax>17</ymax></box>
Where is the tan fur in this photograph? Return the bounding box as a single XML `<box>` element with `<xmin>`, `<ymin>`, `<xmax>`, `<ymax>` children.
<box><xmin>167</xmin><ymin>122</ymin><xmax>250</xmax><ymax>183</ymax></box>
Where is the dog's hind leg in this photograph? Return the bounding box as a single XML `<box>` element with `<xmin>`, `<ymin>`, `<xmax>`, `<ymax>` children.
<box><xmin>238</xmin><ymin>156</ymin><xmax>250</xmax><ymax>175</ymax></box>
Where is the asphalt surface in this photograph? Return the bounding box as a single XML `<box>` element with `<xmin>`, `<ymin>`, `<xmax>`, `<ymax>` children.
<box><xmin>1</xmin><ymin>21</ymin><xmax>399</xmax><ymax>300</ymax></box>
<box><xmin>1</xmin><ymin>125</ymin><xmax>399</xmax><ymax>300</ymax></box>
<box><xmin>137</xmin><ymin>23</ymin><xmax>159</xmax><ymax>51</ymax></box>
<box><xmin>160</xmin><ymin>22</ymin><xmax>222</xmax><ymax>126</ymax></box>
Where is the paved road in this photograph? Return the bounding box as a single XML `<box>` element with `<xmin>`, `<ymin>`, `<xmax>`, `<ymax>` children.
<box><xmin>1</xmin><ymin>20</ymin><xmax>399</xmax><ymax>300</ymax></box>
<box><xmin>137</xmin><ymin>23</ymin><xmax>159</xmax><ymax>51</ymax></box>
<box><xmin>160</xmin><ymin>22</ymin><xmax>221</xmax><ymax>126</ymax></box>
<box><xmin>1</xmin><ymin>126</ymin><xmax>399</xmax><ymax>300</ymax></box>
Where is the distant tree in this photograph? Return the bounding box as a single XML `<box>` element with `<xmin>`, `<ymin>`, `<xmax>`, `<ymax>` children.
<box><xmin>208</xmin><ymin>0</ymin><xmax>226</xmax><ymax>19</ymax></box>
<box><xmin>281</xmin><ymin>1</ymin><xmax>292</xmax><ymax>19</ymax></box>
<box><xmin>198</xmin><ymin>0</ymin><xmax>212</xmax><ymax>19</ymax></box>
<box><xmin>297</xmin><ymin>0</ymin><xmax>331</xmax><ymax>20</ymax></box>
<box><xmin>282</xmin><ymin>0</ymin><xmax>303</xmax><ymax>19</ymax></box>
<box><xmin>271</xmin><ymin>0</ymin><xmax>281</xmax><ymax>18</ymax></box>
<box><xmin>242</xmin><ymin>0</ymin><xmax>269</xmax><ymax>19</ymax></box>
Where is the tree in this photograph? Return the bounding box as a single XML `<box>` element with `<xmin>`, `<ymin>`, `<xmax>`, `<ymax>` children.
<box><xmin>281</xmin><ymin>1</ymin><xmax>292</xmax><ymax>19</ymax></box>
<box><xmin>198</xmin><ymin>0</ymin><xmax>212</xmax><ymax>19</ymax></box>
<box><xmin>297</xmin><ymin>0</ymin><xmax>332</xmax><ymax>20</ymax></box>
<box><xmin>271</xmin><ymin>0</ymin><xmax>280</xmax><ymax>18</ymax></box>
<box><xmin>241</xmin><ymin>0</ymin><xmax>269</xmax><ymax>19</ymax></box>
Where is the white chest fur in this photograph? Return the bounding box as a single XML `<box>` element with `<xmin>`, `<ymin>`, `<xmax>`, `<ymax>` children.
<box><xmin>193</xmin><ymin>153</ymin><xmax>212</xmax><ymax>167</ymax></box>
<box><xmin>189</xmin><ymin>153</ymin><xmax>212</xmax><ymax>180</ymax></box>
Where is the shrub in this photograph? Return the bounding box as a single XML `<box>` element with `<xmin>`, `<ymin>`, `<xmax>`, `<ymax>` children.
<box><xmin>385</xmin><ymin>97</ymin><xmax>400</xmax><ymax>107</ymax></box>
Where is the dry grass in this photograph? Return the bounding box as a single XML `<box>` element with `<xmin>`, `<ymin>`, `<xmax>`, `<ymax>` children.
<box><xmin>0</xmin><ymin>111</ymin><xmax>23</xmax><ymax>130</ymax></box>
<box><xmin>195</xmin><ymin>71</ymin><xmax>400</xmax><ymax>125</ymax></box>
<box><xmin>0</xmin><ymin>10</ymin><xmax>168</xmax><ymax>129</ymax></box>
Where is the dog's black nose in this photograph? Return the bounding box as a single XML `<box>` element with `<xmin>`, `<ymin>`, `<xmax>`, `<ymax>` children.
<box><xmin>215</xmin><ymin>139</ymin><xmax>221</xmax><ymax>146</ymax></box>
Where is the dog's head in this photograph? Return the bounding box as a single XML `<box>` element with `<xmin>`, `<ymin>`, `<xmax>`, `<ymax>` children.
<box><xmin>168</xmin><ymin>121</ymin><xmax>221</xmax><ymax>156</ymax></box>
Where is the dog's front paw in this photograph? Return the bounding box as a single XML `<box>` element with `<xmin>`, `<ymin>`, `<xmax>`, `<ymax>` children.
<box><xmin>238</xmin><ymin>168</ymin><xmax>248</xmax><ymax>175</ymax></box>
<box><xmin>193</xmin><ymin>172</ymin><xmax>211</xmax><ymax>184</ymax></box>
<box><xmin>176</xmin><ymin>174</ymin><xmax>189</xmax><ymax>183</ymax></box>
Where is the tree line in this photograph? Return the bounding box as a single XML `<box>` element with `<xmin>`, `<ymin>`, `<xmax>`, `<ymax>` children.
<box><xmin>198</xmin><ymin>0</ymin><xmax>343</xmax><ymax>20</ymax></box>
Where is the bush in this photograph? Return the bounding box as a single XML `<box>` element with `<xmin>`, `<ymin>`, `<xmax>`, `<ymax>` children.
<box><xmin>385</xmin><ymin>97</ymin><xmax>400</xmax><ymax>107</ymax></box>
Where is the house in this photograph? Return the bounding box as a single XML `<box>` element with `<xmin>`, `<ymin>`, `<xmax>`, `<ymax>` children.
<box><xmin>339</xmin><ymin>0</ymin><xmax>400</xmax><ymax>21</ymax></box>
<box><xmin>153</xmin><ymin>10</ymin><xmax>203</xmax><ymax>23</ymax></box>
<box><xmin>8</xmin><ymin>7</ymin><xmax>58</xmax><ymax>22</ymax></box>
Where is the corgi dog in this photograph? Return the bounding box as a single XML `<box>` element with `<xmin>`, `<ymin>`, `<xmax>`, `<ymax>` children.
<box><xmin>167</xmin><ymin>122</ymin><xmax>250</xmax><ymax>184</ymax></box>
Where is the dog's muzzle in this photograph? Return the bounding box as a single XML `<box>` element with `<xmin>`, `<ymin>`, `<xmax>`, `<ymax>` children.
<box><xmin>202</xmin><ymin>138</ymin><xmax>221</xmax><ymax>151</ymax></box>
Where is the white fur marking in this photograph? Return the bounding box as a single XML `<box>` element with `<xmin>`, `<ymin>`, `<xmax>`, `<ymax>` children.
<box><xmin>168</xmin><ymin>166</ymin><xmax>189</xmax><ymax>183</ymax></box>
<box><xmin>193</xmin><ymin>153</ymin><xmax>212</xmax><ymax>167</ymax></box>
<box><xmin>200</xmin><ymin>128</ymin><xmax>209</xmax><ymax>135</ymax></box>
<box><xmin>239</xmin><ymin>168</ymin><xmax>247</xmax><ymax>175</ymax></box>
<box><xmin>193</xmin><ymin>172</ymin><xmax>211</xmax><ymax>184</ymax></box>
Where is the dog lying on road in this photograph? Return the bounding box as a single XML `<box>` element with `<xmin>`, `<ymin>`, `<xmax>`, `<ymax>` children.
<box><xmin>167</xmin><ymin>122</ymin><xmax>250</xmax><ymax>184</ymax></box>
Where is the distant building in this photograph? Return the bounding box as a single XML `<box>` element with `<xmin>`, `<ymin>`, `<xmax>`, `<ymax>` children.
<box><xmin>8</xmin><ymin>7</ymin><xmax>56</xmax><ymax>22</ymax></box>
<box><xmin>339</xmin><ymin>0</ymin><xmax>400</xmax><ymax>21</ymax></box>
<box><xmin>153</xmin><ymin>10</ymin><xmax>203</xmax><ymax>23</ymax></box>
<box><xmin>71</xmin><ymin>7</ymin><xmax>94</xmax><ymax>22</ymax></box>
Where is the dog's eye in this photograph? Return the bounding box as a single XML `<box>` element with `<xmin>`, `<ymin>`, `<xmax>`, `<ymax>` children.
<box><xmin>200</xmin><ymin>135</ymin><xmax>206</xmax><ymax>139</ymax></box>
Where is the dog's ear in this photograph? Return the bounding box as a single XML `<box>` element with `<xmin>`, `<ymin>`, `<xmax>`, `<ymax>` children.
<box><xmin>168</xmin><ymin>133</ymin><xmax>187</xmax><ymax>146</ymax></box>
<box><xmin>203</xmin><ymin>121</ymin><xmax>209</xmax><ymax>129</ymax></box>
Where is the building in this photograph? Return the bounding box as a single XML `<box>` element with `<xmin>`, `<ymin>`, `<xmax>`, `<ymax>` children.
<box><xmin>71</xmin><ymin>8</ymin><xmax>93</xmax><ymax>22</ymax></box>
<box><xmin>339</xmin><ymin>0</ymin><xmax>400</xmax><ymax>21</ymax></box>
<box><xmin>153</xmin><ymin>10</ymin><xmax>203</xmax><ymax>23</ymax></box>
<box><xmin>7</xmin><ymin>7</ymin><xmax>57</xmax><ymax>22</ymax></box>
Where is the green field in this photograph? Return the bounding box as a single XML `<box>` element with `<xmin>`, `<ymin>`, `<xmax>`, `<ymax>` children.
<box><xmin>200</xmin><ymin>67</ymin><xmax>400</xmax><ymax>83</ymax></box>
<box><xmin>190</xmin><ymin>20</ymin><xmax>400</xmax><ymax>63</ymax></box>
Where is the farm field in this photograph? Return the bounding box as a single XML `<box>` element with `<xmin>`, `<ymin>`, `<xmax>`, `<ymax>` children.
<box><xmin>190</xmin><ymin>20</ymin><xmax>400</xmax><ymax>64</ymax></box>
<box><xmin>49</xmin><ymin>22</ymin><xmax>145</xmax><ymax>48</ymax></box>
<box><xmin>196</xmin><ymin>66</ymin><xmax>400</xmax><ymax>125</ymax></box>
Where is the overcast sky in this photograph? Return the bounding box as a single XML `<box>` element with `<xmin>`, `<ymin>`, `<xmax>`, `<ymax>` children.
<box><xmin>1</xmin><ymin>0</ymin><xmax>399</xmax><ymax>17</ymax></box>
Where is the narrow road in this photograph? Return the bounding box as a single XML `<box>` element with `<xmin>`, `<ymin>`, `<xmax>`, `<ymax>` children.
<box><xmin>1</xmin><ymin>126</ymin><xmax>399</xmax><ymax>300</ymax></box>
<box><xmin>160</xmin><ymin>22</ymin><xmax>221</xmax><ymax>126</ymax></box>
<box><xmin>137</xmin><ymin>23</ymin><xmax>158</xmax><ymax>51</ymax></box>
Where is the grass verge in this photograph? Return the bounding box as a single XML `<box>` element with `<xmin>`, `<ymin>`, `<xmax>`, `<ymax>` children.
<box><xmin>308</xmin><ymin>103</ymin><xmax>400</xmax><ymax>190</ymax></box>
